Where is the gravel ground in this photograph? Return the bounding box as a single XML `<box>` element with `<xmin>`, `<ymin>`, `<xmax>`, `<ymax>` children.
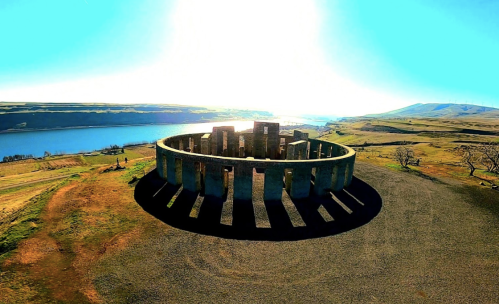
<box><xmin>93</xmin><ymin>162</ymin><xmax>499</xmax><ymax>303</ymax></box>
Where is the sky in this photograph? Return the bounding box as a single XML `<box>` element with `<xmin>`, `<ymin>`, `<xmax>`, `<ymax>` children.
<box><xmin>0</xmin><ymin>0</ymin><xmax>498</xmax><ymax>116</ymax></box>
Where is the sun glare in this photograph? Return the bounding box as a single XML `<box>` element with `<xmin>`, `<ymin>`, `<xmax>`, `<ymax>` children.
<box><xmin>0</xmin><ymin>0</ymin><xmax>413</xmax><ymax>116</ymax></box>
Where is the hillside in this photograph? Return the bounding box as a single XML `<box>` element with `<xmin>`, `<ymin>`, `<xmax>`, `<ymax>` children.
<box><xmin>365</xmin><ymin>103</ymin><xmax>499</xmax><ymax>118</ymax></box>
<box><xmin>0</xmin><ymin>102</ymin><xmax>274</xmax><ymax>132</ymax></box>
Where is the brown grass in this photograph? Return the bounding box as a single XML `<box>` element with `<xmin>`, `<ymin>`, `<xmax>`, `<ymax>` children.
<box><xmin>0</xmin><ymin>157</ymin><xmax>158</xmax><ymax>303</ymax></box>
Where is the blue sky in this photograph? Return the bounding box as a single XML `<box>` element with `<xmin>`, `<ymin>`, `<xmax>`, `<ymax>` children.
<box><xmin>0</xmin><ymin>0</ymin><xmax>498</xmax><ymax>116</ymax></box>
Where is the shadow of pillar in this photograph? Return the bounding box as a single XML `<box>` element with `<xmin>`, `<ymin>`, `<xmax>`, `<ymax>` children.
<box><xmin>134</xmin><ymin>171</ymin><xmax>383</xmax><ymax>241</ymax></box>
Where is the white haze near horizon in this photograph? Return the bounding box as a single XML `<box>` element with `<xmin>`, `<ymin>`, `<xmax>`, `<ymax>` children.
<box><xmin>0</xmin><ymin>0</ymin><xmax>416</xmax><ymax>117</ymax></box>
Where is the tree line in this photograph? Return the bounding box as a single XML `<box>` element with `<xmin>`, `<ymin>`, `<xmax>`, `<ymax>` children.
<box><xmin>2</xmin><ymin>154</ymin><xmax>35</xmax><ymax>162</ymax></box>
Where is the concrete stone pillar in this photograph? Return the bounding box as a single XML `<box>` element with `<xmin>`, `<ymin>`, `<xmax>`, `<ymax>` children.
<box><xmin>193</xmin><ymin>136</ymin><xmax>202</xmax><ymax>153</ymax></box>
<box><xmin>285</xmin><ymin>170</ymin><xmax>292</xmax><ymax>192</ymax></box>
<box><xmin>224</xmin><ymin>169</ymin><xmax>229</xmax><ymax>190</ymax></box>
<box><xmin>182</xmin><ymin>160</ymin><xmax>201</xmax><ymax>192</ymax></box>
<box><xmin>166</xmin><ymin>154</ymin><xmax>182</xmax><ymax>185</ymax></box>
<box><xmin>313</xmin><ymin>164</ymin><xmax>333</xmax><ymax>196</ymax></box>
<box><xmin>233</xmin><ymin>164</ymin><xmax>253</xmax><ymax>200</ymax></box>
<box><xmin>162</xmin><ymin>155</ymin><xmax>167</xmax><ymax>180</ymax></box>
<box><xmin>309</xmin><ymin>141</ymin><xmax>319</xmax><ymax>159</ymax></box>
<box><xmin>204</xmin><ymin>163</ymin><xmax>225</xmax><ymax>198</ymax></box>
<box><xmin>287</xmin><ymin>140</ymin><xmax>307</xmax><ymax>160</ymax></box>
<box><xmin>345</xmin><ymin>157</ymin><xmax>356</xmax><ymax>187</ymax></box>
<box><xmin>201</xmin><ymin>134</ymin><xmax>211</xmax><ymax>155</ymax></box>
<box><xmin>290</xmin><ymin>167</ymin><xmax>311</xmax><ymax>199</ymax></box>
<box><xmin>264</xmin><ymin>167</ymin><xmax>283</xmax><ymax>201</ymax></box>
<box><xmin>331</xmin><ymin>163</ymin><xmax>347</xmax><ymax>192</ymax></box>
<box><xmin>156</xmin><ymin>149</ymin><xmax>164</xmax><ymax>179</ymax></box>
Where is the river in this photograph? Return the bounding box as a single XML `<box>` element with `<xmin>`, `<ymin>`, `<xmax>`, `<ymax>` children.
<box><xmin>0</xmin><ymin>117</ymin><xmax>327</xmax><ymax>159</ymax></box>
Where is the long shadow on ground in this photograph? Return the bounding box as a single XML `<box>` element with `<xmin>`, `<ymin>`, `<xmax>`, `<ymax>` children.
<box><xmin>134</xmin><ymin>171</ymin><xmax>383</xmax><ymax>241</ymax></box>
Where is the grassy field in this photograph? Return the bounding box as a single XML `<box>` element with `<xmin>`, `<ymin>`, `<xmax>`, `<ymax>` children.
<box><xmin>0</xmin><ymin>119</ymin><xmax>498</xmax><ymax>303</ymax></box>
<box><xmin>321</xmin><ymin>117</ymin><xmax>499</xmax><ymax>187</ymax></box>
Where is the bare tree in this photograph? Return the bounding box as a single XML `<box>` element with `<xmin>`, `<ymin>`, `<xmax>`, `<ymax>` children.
<box><xmin>394</xmin><ymin>146</ymin><xmax>414</xmax><ymax>168</ymax></box>
<box><xmin>479</xmin><ymin>142</ymin><xmax>499</xmax><ymax>173</ymax></box>
<box><xmin>459</xmin><ymin>145</ymin><xmax>480</xmax><ymax>176</ymax></box>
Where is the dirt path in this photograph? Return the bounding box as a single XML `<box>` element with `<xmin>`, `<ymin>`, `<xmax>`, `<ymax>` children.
<box><xmin>92</xmin><ymin>162</ymin><xmax>499</xmax><ymax>303</ymax></box>
<box><xmin>0</xmin><ymin>174</ymin><xmax>73</xmax><ymax>191</ymax></box>
<box><xmin>1</xmin><ymin>161</ymin><xmax>159</xmax><ymax>304</ymax></box>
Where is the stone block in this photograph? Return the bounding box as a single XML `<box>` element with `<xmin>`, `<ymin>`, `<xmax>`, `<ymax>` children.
<box><xmin>233</xmin><ymin>164</ymin><xmax>253</xmax><ymax>200</ymax></box>
<box><xmin>182</xmin><ymin>160</ymin><xmax>201</xmax><ymax>192</ymax></box>
<box><xmin>331</xmin><ymin>163</ymin><xmax>347</xmax><ymax>192</ymax></box>
<box><xmin>204</xmin><ymin>163</ymin><xmax>225</xmax><ymax>198</ymax></box>
<box><xmin>264</xmin><ymin>167</ymin><xmax>283</xmax><ymax>201</ymax></box>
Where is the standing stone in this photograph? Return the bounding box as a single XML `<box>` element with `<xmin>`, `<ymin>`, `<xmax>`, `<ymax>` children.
<box><xmin>264</xmin><ymin>166</ymin><xmax>283</xmax><ymax>201</ymax></box>
<box><xmin>309</xmin><ymin>140</ymin><xmax>319</xmax><ymax>159</ymax></box>
<box><xmin>166</xmin><ymin>153</ymin><xmax>182</xmax><ymax>185</ymax></box>
<box><xmin>233</xmin><ymin>164</ymin><xmax>253</xmax><ymax>200</ymax></box>
<box><xmin>290</xmin><ymin>167</ymin><xmax>311</xmax><ymax>199</ymax></box>
<box><xmin>345</xmin><ymin>157</ymin><xmax>356</xmax><ymax>187</ymax></box>
<box><xmin>331</xmin><ymin>163</ymin><xmax>347</xmax><ymax>192</ymax></box>
<box><xmin>204</xmin><ymin>163</ymin><xmax>225</xmax><ymax>198</ymax></box>
<box><xmin>313</xmin><ymin>163</ymin><xmax>333</xmax><ymax>196</ymax></box>
<box><xmin>201</xmin><ymin>134</ymin><xmax>211</xmax><ymax>155</ymax></box>
<box><xmin>182</xmin><ymin>160</ymin><xmax>201</xmax><ymax>192</ymax></box>
<box><xmin>285</xmin><ymin>170</ymin><xmax>292</xmax><ymax>193</ymax></box>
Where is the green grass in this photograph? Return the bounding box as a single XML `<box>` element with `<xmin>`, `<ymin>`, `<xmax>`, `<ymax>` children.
<box><xmin>0</xmin><ymin>180</ymin><xmax>70</xmax><ymax>262</ymax></box>
<box><xmin>82</xmin><ymin>150</ymin><xmax>143</xmax><ymax>166</ymax></box>
<box><xmin>121</xmin><ymin>159</ymin><xmax>155</xmax><ymax>182</ymax></box>
<box><xmin>478</xmin><ymin>170</ymin><xmax>499</xmax><ymax>177</ymax></box>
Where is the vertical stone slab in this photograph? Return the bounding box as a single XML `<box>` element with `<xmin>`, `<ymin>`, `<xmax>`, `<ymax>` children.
<box><xmin>182</xmin><ymin>160</ymin><xmax>201</xmax><ymax>192</ymax></box>
<box><xmin>290</xmin><ymin>167</ymin><xmax>311</xmax><ymax>199</ymax></box>
<box><xmin>345</xmin><ymin>157</ymin><xmax>356</xmax><ymax>187</ymax></box>
<box><xmin>162</xmin><ymin>155</ymin><xmax>167</xmax><ymax>180</ymax></box>
<box><xmin>204</xmin><ymin>163</ymin><xmax>224</xmax><ymax>198</ymax></box>
<box><xmin>309</xmin><ymin>140</ymin><xmax>319</xmax><ymax>159</ymax></box>
<box><xmin>287</xmin><ymin>145</ymin><xmax>296</xmax><ymax>160</ymax></box>
<box><xmin>166</xmin><ymin>154</ymin><xmax>182</xmax><ymax>185</ymax></box>
<box><xmin>264</xmin><ymin>166</ymin><xmax>283</xmax><ymax>201</ymax></box>
<box><xmin>287</xmin><ymin>140</ymin><xmax>307</xmax><ymax>160</ymax></box>
<box><xmin>193</xmin><ymin>136</ymin><xmax>202</xmax><ymax>153</ymax></box>
<box><xmin>331</xmin><ymin>163</ymin><xmax>347</xmax><ymax>192</ymax></box>
<box><xmin>211</xmin><ymin>129</ymin><xmax>218</xmax><ymax>156</ymax></box>
<box><xmin>201</xmin><ymin>134</ymin><xmax>211</xmax><ymax>155</ymax></box>
<box><xmin>224</xmin><ymin>169</ymin><xmax>229</xmax><ymax>190</ymax></box>
<box><xmin>313</xmin><ymin>164</ymin><xmax>333</xmax><ymax>196</ymax></box>
<box><xmin>233</xmin><ymin>164</ymin><xmax>253</xmax><ymax>200</ymax></box>
<box><xmin>156</xmin><ymin>148</ymin><xmax>164</xmax><ymax>179</ymax></box>
<box><xmin>285</xmin><ymin>170</ymin><xmax>292</xmax><ymax>192</ymax></box>
<box><xmin>267</xmin><ymin>123</ymin><xmax>280</xmax><ymax>159</ymax></box>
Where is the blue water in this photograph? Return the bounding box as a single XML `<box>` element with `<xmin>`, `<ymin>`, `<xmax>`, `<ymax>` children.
<box><xmin>0</xmin><ymin>118</ymin><xmax>325</xmax><ymax>159</ymax></box>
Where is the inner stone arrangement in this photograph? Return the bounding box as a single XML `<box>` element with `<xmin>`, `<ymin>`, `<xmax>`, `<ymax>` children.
<box><xmin>156</xmin><ymin>121</ymin><xmax>356</xmax><ymax>201</ymax></box>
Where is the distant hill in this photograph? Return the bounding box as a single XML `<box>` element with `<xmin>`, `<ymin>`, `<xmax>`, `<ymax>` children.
<box><xmin>0</xmin><ymin>102</ymin><xmax>274</xmax><ymax>132</ymax></box>
<box><xmin>365</xmin><ymin>103</ymin><xmax>499</xmax><ymax>118</ymax></box>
